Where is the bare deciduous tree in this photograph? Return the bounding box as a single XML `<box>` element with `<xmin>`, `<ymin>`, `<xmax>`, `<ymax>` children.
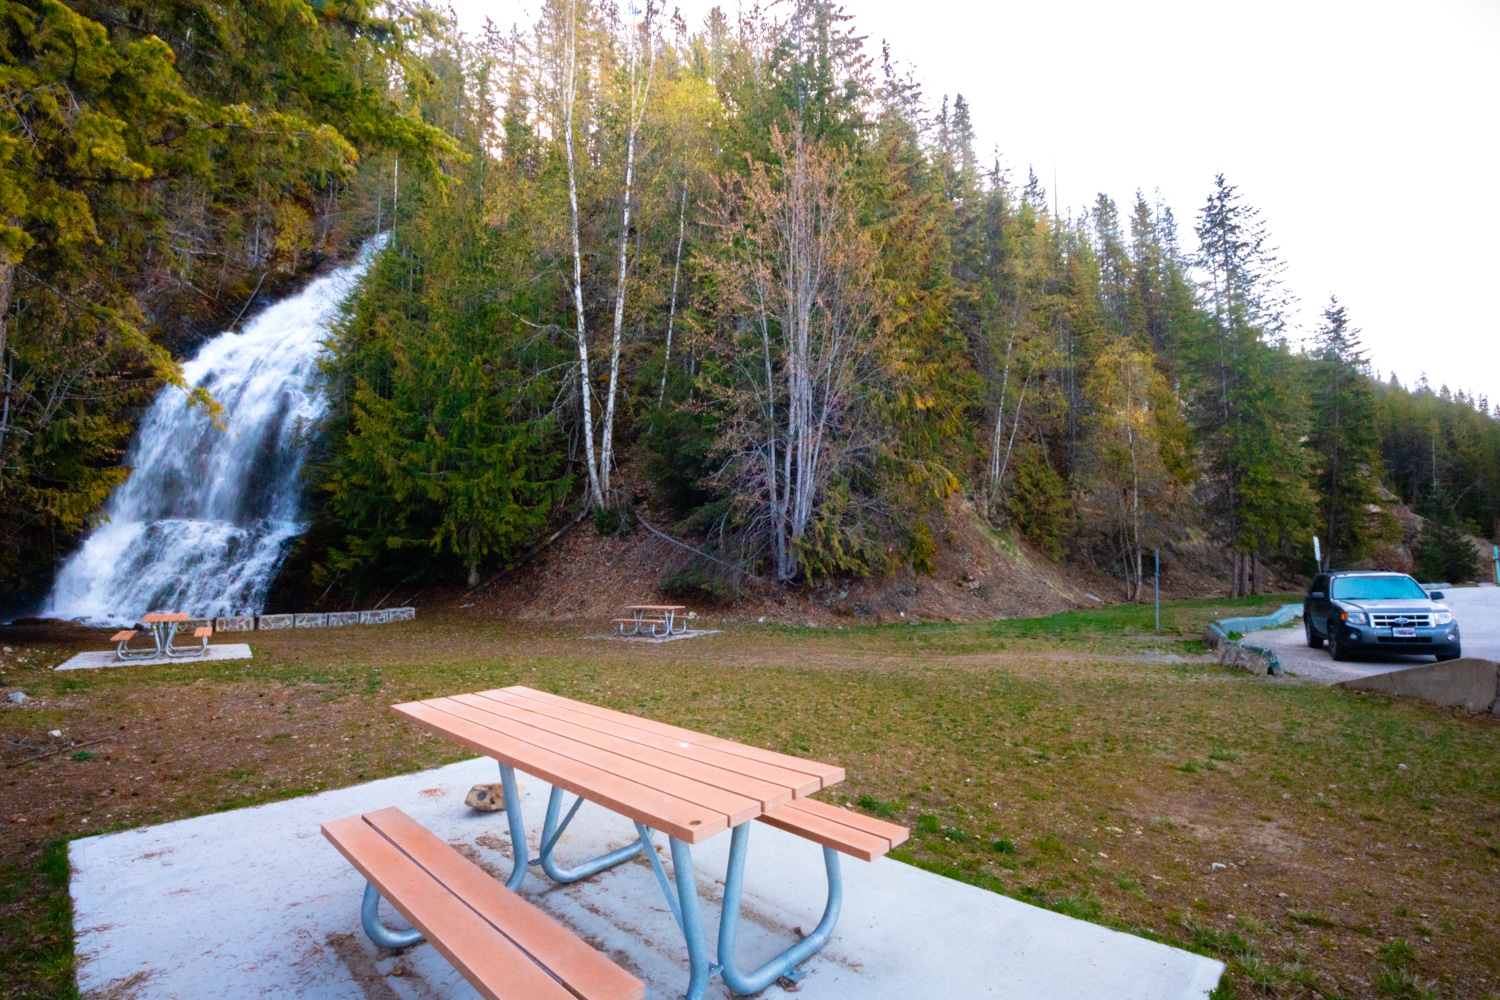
<box><xmin>705</xmin><ymin>126</ymin><xmax>885</xmax><ymax>581</ymax></box>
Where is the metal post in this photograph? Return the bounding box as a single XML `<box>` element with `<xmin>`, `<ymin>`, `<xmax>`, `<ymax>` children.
<box><xmin>668</xmin><ymin>837</ymin><xmax>714</xmax><ymax>1000</ymax></box>
<box><xmin>498</xmin><ymin>763</ymin><xmax>530</xmax><ymax>891</ymax></box>
<box><xmin>1154</xmin><ymin>550</ymin><xmax>1160</xmax><ymax>632</ymax></box>
<box><xmin>716</xmin><ymin>823</ymin><xmax>842</xmax><ymax>995</ymax></box>
<box><xmin>360</xmin><ymin>882</ymin><xmax>424</xmax><ymax>948</ymax></box>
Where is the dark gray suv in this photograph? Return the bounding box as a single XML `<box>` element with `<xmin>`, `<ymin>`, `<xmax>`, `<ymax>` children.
<box><xmin>1304</xmin><ymin>571</ymin><xmax>1461</xmax><ymax>662</ymax></box>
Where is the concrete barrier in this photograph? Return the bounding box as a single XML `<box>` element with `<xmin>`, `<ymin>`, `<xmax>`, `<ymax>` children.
<box><xmin>1340</xmin><ymin>658</ymin><xmax>1500</xmax><ymax>715</ymax></box>
<box><xmin>1216</xmin><ymin>642</ymin><xmax>1279</xmax><ymax>676</ymax></box>
<box><xmin>206</xmin><ymin>609</ymin><xmax>414</xmax><ymax>631</ymax></box>
<box><xmin>1203</xmin><ymin>603</ymin><xmax>1302</xmax><ymax>677</ymax></box>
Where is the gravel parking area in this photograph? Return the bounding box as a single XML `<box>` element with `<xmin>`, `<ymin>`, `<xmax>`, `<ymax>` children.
<box><xmin>1243</xmin><ymin>583</ymin><xmax>1500</xmax><ymax>684</ymax></box>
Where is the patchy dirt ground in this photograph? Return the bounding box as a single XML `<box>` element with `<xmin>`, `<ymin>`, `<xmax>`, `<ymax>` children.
<box><xmin>2</xmin><ymin>603</ymin><xmax>1496</xmax><ymax>1000</ymax></box>
<box><xmin>469</xmin><ymin>494</ymin><xmax>1256</xmax><ymax>629</ymax></box>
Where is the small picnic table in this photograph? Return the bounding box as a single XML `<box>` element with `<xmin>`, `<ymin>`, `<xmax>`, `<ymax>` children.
<box><xmin>390</xmin><ymin>685</ymin><xmax>904</xmax><ymax>998</ymax></box>
<box><xmin>112</xmin><ymin>614</ymin><xmax>211</xmax><ymax>660</ymax></box>
<box><xmin>616</xmin><ymin>604</ymin><xmax>688</xmax><ymax>637</ymax></box>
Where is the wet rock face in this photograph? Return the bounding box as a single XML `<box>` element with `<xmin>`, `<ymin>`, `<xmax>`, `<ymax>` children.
<box><xmin>465</xmin><ymin>783</ymin><xmax>506</xmax><ymax>812</ymax></box>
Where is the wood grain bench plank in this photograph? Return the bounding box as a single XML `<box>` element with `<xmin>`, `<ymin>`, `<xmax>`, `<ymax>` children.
<box><xmin>757</xmin><ymin>798</ymin><xmax>910</xmax><ymax>862</ymax></box>
<box><xmin>110</xmin><ymin>630</ymin><xmax>138</xmax><ymax>642</ymax></box>
<box><xmin>323</xmin><ymin>809</ymin><xmax>642</xmax><ymax>1000</ymax></box>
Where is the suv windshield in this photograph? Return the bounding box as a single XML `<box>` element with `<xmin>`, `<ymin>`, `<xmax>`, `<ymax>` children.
<box><xmin>1330</xmin><ymin>576</ymin><xmax>1428</xmax><ymax>601</ymax></box>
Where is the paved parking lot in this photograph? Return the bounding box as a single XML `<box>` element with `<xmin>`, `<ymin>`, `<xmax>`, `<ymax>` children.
<box><xmin>1243</xmin><ymin>583</ymin><xmax>1499</xmax><ymax>684</ymax></box>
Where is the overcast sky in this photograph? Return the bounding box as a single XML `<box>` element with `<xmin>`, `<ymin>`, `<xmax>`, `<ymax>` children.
<box><xmin>445</xmin><ymin>0</ymin><xmax>1500</xmax><ymax>406</ymax></box>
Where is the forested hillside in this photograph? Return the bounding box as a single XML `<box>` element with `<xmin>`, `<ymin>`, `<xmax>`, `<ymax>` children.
<box><xmin>5</xmin><ymin>0</ymin><xmax>1498</xmax><ymax>605</ymax></box>
<box><xmin>0</xmin><ymin>0</ymin><xmax>453</xmax><ymax>596</ymax></box>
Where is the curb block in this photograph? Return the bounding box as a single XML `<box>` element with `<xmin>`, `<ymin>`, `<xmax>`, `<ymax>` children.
<box><xmin>1203</xmin><ymin>603</ymin><xmax>1302</xmax><ymax>676</ymax></box>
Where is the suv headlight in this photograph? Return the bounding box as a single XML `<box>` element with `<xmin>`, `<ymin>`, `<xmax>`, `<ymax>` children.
<box><xmin>1432</xmin><ymin>611</ymin><xmax>1453</xmax><ymax>625</ymax></box>
<box><xmin>1341</xmin><ymin>611</ymin><xmax>1368</xmax><ymax>625</ymax></box>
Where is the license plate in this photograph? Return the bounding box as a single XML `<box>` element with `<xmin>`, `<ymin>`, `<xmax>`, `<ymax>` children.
<box><xmin>1393</xmin><ymin>627</ymin><xmax>1417</xmax><ymax>638</ymax></box>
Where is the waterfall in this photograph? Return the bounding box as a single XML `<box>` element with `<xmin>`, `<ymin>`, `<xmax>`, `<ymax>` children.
<box><xmin>44</xmin><ymin>236</ymin><xmax>383</xmax><ymax>626</ymax></box>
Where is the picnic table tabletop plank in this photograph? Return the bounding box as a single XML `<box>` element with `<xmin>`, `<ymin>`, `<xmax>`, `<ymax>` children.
<box><xmin>621</xmin><ymin>605</ymin><xmax>687</xmax><ymax>611</ymax></box>
<box><xmin>500</xmin><ymin>686</ymin><xmax>845</xmax><ymax>788</ymax></box>
<box><xmin>394</xmin><ymin>685</ymin><xmax>847</xmax><ymax>845</ymax></box>
<box><xmin>141</xmin><ymin>613</ymin><xmax>191</xmax><ymax>623</ymax></box>
<box><xmin>451</xmin><ymin>694</ymin><xmax>794</xmax><ymax>811</ymax></box>
<box><xmin>479</xmin><ymin>690</ymin><xmax>825</xmax><ymax>796</ymax></box>
<box><xmin>392</xmin><ymin>700</ymin><xmax>729</xmax><ymax>843</ymax></box>
<box><xmin>431</xmin><ymin>696</ymin><xmax>763</xmax><ymax>825</ymax></box>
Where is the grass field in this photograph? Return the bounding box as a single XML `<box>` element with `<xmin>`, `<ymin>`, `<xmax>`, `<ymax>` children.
<box><xmin>2</xmin><ymin>595</ymin><xmax>1497</xmax><ymax>1000</ymax></box>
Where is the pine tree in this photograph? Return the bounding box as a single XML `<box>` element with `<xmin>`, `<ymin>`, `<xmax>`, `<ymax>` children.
<box><xmin>1306</xmin><ymin>296</ymin><xmax>1389</xmax><ymax>567</ymax></box>
<box><xmin>1187</xmin><ymin>175</ymin><xmax>1311</xmax><ymax>593</ymax></box>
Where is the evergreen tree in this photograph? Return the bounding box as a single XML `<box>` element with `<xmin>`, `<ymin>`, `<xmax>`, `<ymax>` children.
<box><xmin>1306</xmin><ymin>296</ymin><xmax>1390</xmax><ymax>566</ymax></box>
<box><xmin>1187</xmin><ymin>174</ymin><xmax>1311</xmax><ymax>593</ymax></box>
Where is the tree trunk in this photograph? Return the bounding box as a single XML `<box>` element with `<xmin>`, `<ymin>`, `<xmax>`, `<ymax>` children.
<box><xmin>562</xmin><ymin>0</ymin><xmax>604</xmax><ymax>509</ymax></box>
<box><xmin>599</xmin><ymin>19</ymin><xmax>655</xmax><ymax>499</ymax></box>
<box><xmin>659</xmin><ymin>182</ymin><xmax>688</xmax><ymax>406</ymax></box>
<box><xmin>0</xmin><ymin>253</ymin><xmax>13</xmax><ymax>461</ymax></box>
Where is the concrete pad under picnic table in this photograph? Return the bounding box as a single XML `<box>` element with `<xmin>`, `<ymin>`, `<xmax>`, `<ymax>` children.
<box><xmin>70</xmin><ymin>756</ymin><xmax>1224</xmax><ymax>1000</ymax></box>
<box><xmin>55</xmin><ymin>642</ymin><xmax>252</xmax><ymax>671</ymax></box>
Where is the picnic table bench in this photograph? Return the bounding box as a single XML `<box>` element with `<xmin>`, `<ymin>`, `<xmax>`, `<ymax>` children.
<box><xmin>113</xmin><ymin>614</ymin><xmax>212</xmax><ymax>660</ymax></box>
<box><xmin>323</xmin><ymin>807</ymin><xmax>642</xmax><ymax>1000</ymax></box>
<box><xmin>615</xmin><ymin>604</ymin><xmax>690</xmax><ymax>637</ymax></box>
<box><xmin>324</xmin><ymin>685</ymin><xmax>906</xmax><ymax>999</ymax></box>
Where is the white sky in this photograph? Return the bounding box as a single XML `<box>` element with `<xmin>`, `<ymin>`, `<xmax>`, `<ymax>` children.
<box><xmin>446</xmin><ymin>0</ymin><xmax>1500</xmax><ymax>406</ymax></box>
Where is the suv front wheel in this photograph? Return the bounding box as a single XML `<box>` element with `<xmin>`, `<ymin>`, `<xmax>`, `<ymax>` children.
<box><xmin>1329</xmin><ymin>628</ymin><xmax>1352</xmax><ymax>662</ymax></box>
<box><xmin>1304</xmin><ymin>618</ymin><xmax>1323</xmax><ymax>648</ymax></box>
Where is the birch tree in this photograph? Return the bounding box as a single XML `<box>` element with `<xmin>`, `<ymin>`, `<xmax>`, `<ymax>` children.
<box><xmin>558</xmin><ymin>0</ymin><xmax>606</xmax><ymax>508</ymax></box>
<box><xmin>597</xmin><ymin>3</ymin><xmax>660</xmax><ymax>498</ymax></box>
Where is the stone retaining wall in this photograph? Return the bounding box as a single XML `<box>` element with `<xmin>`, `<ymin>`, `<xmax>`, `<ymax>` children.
<box><xmin>208</xmin><ymin>608</ymin><xmax>416</xmax><ymax>632</ymax></box>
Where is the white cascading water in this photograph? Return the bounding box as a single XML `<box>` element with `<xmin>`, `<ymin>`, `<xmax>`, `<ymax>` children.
<box><xmin>44</xmin><ymin>236</ymin><xmax>383</xmax><ymax>626</ymax></box>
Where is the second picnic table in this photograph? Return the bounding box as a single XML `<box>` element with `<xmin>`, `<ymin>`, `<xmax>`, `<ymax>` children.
<box><xmin>615</xmin><ymin>604</ymin><xmax>689</xmax><ymax>637</ymax></box>
<box><xmin>111</xmin><ymin>613</ymin><xmax>212</xmax><ymax>660</ymax></box>
<box><xmin>388</xmin><ymin>685</ymin><xmax>906</xmax><ymax>998</ymax></box>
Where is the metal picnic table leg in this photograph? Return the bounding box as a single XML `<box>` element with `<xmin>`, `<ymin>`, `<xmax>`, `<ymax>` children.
<box><xmin>633</xmin><ymin>825</ymin><xmax>715</xmax><ymax>1000</ymax></box>
<box><xmin>715</xmin><ymin>822</ymin><xmax>843</xmax><ymax>995</ymax></box>
<box><xmin>360</xmin><ymin>881</ymin><xmax>424</xmax><ymax>948</ymax></box>
<box><xmin>497</xmin><ymin>763</ymin><xmax>531</xmax><ymax>891</ymax></box>
<box><xmin>535</xmin><ymin>785</ymin><xmax>648</xmax><ymax>883</ymax></box>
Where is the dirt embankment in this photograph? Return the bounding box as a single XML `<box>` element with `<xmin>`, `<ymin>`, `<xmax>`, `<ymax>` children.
<box><xmin>468</xmin><ymin>495</ymin><xmax>1245</xmax><ymax>627</ymax></box>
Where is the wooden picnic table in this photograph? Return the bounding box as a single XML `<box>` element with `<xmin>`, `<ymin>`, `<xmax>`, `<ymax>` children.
<box><xmin>616</xmin><ymin>604</ymin><xmax>689</xmax><ymax>637</ymax></box>
<box><xmin>389</xmin><ymin>685</ymin><xmax>905</xmax><ymax>998</ymax></box>
<box><xmin>113</xmin><ymin>613</ymin><xmax>210</xmax><ymax>660</ymax></box>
